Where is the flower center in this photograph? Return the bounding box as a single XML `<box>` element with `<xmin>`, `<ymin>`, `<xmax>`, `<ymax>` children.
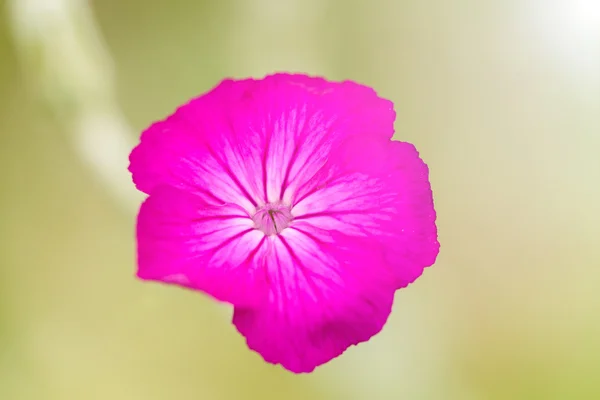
<box><xmin>252</xmin><ymin>203</ymin><xmax>293</xmax><ymax>236</ymax></box>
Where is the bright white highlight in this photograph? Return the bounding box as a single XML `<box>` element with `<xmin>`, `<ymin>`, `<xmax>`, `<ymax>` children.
<box><xmin>526</xmin><ymin>0</ymin><xmax>600</xmax><ymax>83</ymax></box>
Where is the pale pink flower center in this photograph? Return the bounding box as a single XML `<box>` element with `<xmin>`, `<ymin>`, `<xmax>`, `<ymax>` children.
<box><xmin>252</xmin><ymin>203</ymin><xmax>293</xmax><ymax>236</ymax></box>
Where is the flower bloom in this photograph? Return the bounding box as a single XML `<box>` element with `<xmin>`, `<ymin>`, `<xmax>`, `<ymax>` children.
<box><xmin>129</xmin><ymin>73</ymin><xmax>439</xmax><ymax>373</ymax></box>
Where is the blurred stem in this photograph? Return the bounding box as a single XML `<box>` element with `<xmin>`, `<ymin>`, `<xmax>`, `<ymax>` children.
<box><xmin>6</xmin><ymin>0</ymin><xmax>143</xmax><ymax>213</ymax></box>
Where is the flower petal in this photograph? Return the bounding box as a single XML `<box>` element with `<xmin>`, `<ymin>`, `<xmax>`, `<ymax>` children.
<box><xmin>128</xmin><ymin>79</ymin><xmax>264</xmax><ymax>212</ymax></box>
<box><xmin>136</xmin><ymin>185</ymin><xmax>269</xmax><ymax>307</ymax></box>
<box><xmin>291</xmin><ymin>135</ymin><xmax>439</xmax><ymax>288</ymax></box>
<box><xmin>241</xmin><ymin>74</ymin><xmax>396</xmax><ymax>204</ymax></box>
<box><xmin>232</xmin><ymin>225</ymin><xmax>396</xmax><ymax>373</ymax></box>
<box><xmin>129</xmin><ymin>74</ymin><xmax>396</xmax><ymax>210</ymax></box>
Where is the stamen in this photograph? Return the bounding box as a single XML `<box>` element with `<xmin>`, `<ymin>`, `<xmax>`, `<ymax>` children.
<box><xmin>252</xmin><ymin>203</ymin><xmax>293</xmax><ymax>236</ymax></box>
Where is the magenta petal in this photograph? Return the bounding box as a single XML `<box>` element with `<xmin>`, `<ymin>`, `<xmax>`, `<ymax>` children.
<box><xmin>246</xmin><ymin>74</ymin><xmax>396</xmax><ymax>204</ymax></box>
<box><xmin>128</xmin><ymin>74</ymin><xmax>396</xmax><ymax>208</ymax></box>
<box><xmin>292</xmin><ymin>134</ymin><xmax>439</xmax><ymax>289</ymax></box>
<box><xmin>128</xmin><ymin>79</ymin><xmax>264</xmax><ymax>211</ymax></box>
<box><xmin>136</xmin><ymin>185</ymin><xmax>268</xmax><ymax>307</ymax></box>
<box><xmin>232</xmin><ymin>226</ymin><xmax>396</xmax><ymax>373</ymax></box>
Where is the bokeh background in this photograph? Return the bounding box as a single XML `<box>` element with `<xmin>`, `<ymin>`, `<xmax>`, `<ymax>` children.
<box><xmin>1</xmin><ymin>0</ymin><xmax>599</xmax><ymax>399</ymax></box>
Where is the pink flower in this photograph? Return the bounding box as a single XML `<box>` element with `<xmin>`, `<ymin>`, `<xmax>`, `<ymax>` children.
<box><xmin>129</xmin><ymin>73</ymin><xmax>439</xmax><ymax>373</ymax></box>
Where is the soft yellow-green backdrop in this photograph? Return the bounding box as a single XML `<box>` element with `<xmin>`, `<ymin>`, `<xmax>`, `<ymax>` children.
<box><xmin>1</xmin><ymin>1</ymin><xmax>599</xmax><ymax>399</ymax></box>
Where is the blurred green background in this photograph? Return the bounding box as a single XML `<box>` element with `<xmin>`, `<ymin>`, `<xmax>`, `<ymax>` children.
<box><xmin>1</xmin><ymin>0</ymin><xmax>599</xmax><ymax>399</ymax></box>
